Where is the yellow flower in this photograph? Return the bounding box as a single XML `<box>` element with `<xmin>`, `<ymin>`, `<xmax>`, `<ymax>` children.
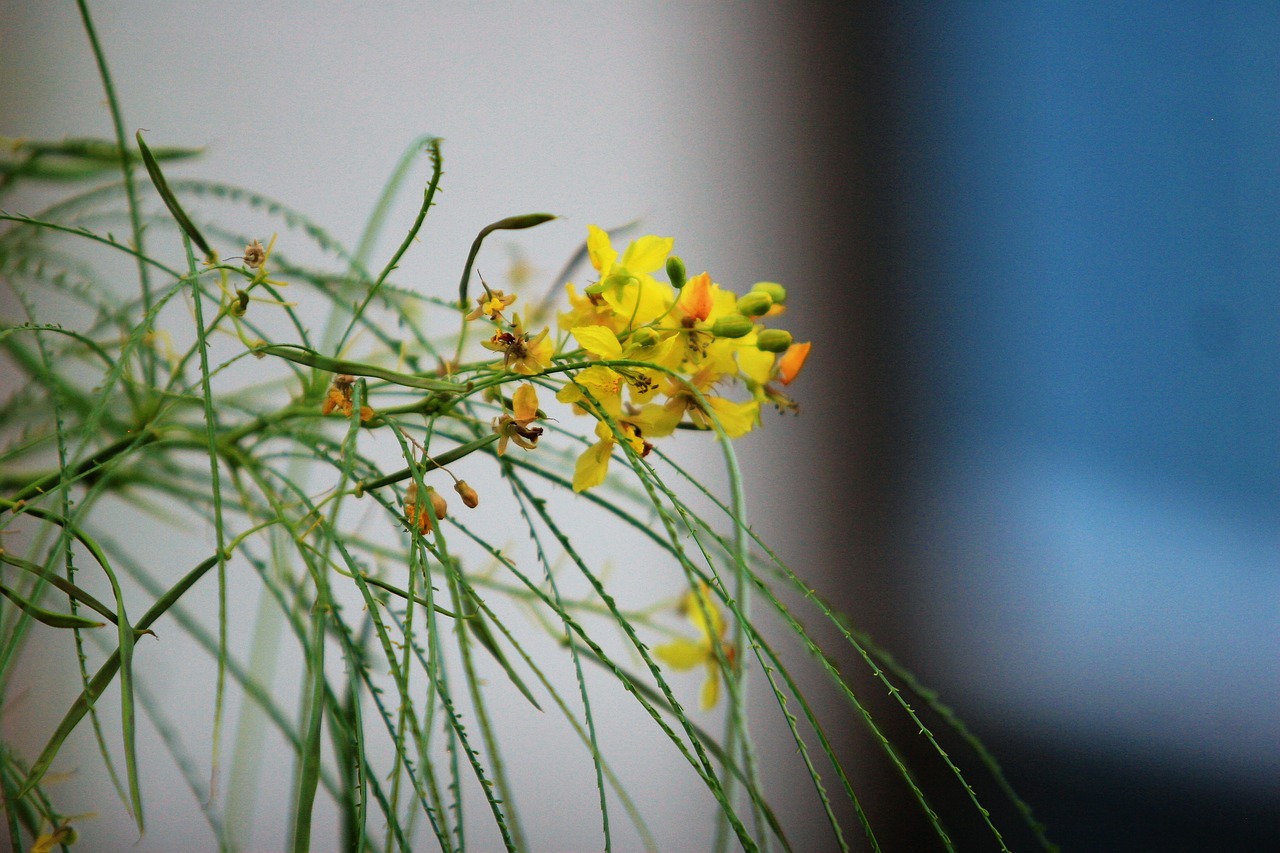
<box><xmin>755</xmin><ymin>341</ymin><xmax>812</xmax><ymax>415</ymax></box>
<box><xmin>568</xmin><ymin>323</ymin><xmax>677</xmax><ymax>404</ymax></box>
<box><xmin>656</xmin><ymin>367</ymin><xmax>759</xmax><ymax>439</ymax></box>
<box><xmin>559</xmin><ymin>283</ymin><xmax>623</xmax><ymax>335</ymax></box>
<box><xmin>584</xmin><ymin>225</ymin><xmax>675</xmax><ymax>328</ymax></box>
<box><xmin>465</xmin><ymin>288</ymin><xmax>518</xmax><ymax>322</ymax></box>
<box><xmin>556</xmin><ymin>364</ymin><xmax>625</xmax><ymax>418</ymax></box>
<box><xmin>654</xmin><ymin>583</ymin><xmax>735</xmax><ymax>710</ymax></box>
<box><xmin>493</xmin><ymin>383</ymin><xmax>544</xmax><ymax>454</ymax></box>
<box><xmin>571</xmin><ymin>418</ymin><xmax>650</xmax><ymax>492</ymax></box>
<box><xmin>667</xmin><ymin>272</ymin><xmax>738</xmax><ymax>364</ymax></box>
<box><xmin>481</xmin><ymin>313</ymin><xmax>553</xmax><ymax>375</ymax></box>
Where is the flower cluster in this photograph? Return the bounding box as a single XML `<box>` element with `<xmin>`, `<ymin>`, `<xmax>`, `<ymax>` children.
<box><xmin>553</xmin><ymin>225</ymin><xmax>810</xmax><ymax>491</ymax></box>
<box><xmin>466</xmin><ymin>226</ymin><xmax>810</xmax><ymax>491</ymax></box>
<box><xmin>455</xmin><ymin>226</ymin><xmax>810</xmax><ymax>708</ymax></box>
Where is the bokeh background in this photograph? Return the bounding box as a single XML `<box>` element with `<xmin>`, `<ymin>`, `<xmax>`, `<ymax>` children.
<box><xmin>3</xmin><ymin>2</ymin><xmax>1278</xmax><ymax>851</ymax></box>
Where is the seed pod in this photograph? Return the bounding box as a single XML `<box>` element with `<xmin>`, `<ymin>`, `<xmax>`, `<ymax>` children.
<box><xmin>427</xmin><ymin>487</ymin><xmax>448</xmax><ymax>521</ymax></box>
<box><xmin>756</xmin><ymin>328</ymin><xmax>794</xmax><ymax>352</ymax></box>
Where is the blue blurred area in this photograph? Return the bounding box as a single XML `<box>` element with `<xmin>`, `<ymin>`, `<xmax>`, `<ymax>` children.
<box><xmin>904</xmin><ymin>3</ymin><xmax>1280</xmax><ymax>499</ymax></box>
<box><xmin>890</xmin><ymin>0</ymin><xmax>1280</xmax><ymax>798</ymax></box>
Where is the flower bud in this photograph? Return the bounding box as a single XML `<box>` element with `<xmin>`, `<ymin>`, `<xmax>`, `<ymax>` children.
<box><xmin>735</xmin><ymin>291</ymin><xmax>774</xmax><ymax>317</ymax></box>
<box><xmin>629</xmin><ymin>326</ymin><xmax>660</xmax><ymax>347</ymax></box>
<box><xmin>710</xmin><ymin>314</ymin><xmax>755</xmax><ymax>339</ymax></box>
<box><xmin>454</xmin><ymin>480</ymin><xmax>480</xmax><ymax>509</ymax></box>
<box><xmin>756</xmin><ymin>328</ymin><xmax>794</xmax><ymax>352</ymax></box>
<box><xmin>427</xmin><ymin>486</ymin><xmax>448</xmax><ymax>521</ymax></box>
<box><xmin>666</xmin><ymin>255</ymin><xmax>687</xmax><ymax>290</ymax></box>
<box><xmin>751</xmin><ymin>281</ymin><xmax>787</xmax><ymax>305</ymax></box>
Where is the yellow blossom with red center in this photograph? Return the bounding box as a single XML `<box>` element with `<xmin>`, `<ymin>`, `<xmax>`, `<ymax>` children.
<box><xmin>482</xmin><ymin>313</ymin><xmax>553</xmax><ymax>375</ymax></box>
<box><xmin>493</xmin><ymin>383</ymin><xmax>544</xmax><ymax>454</ymax></box>
<box><xmin>666</xmin><ymin>272</ymin><xmax>739</xmax><ymax>365</ymax></box>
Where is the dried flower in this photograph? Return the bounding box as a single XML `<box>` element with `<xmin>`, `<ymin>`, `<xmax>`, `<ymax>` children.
<box><xmin>321</xmin><ymin>373</ymin><xmax>374</xmax><ymax>421</ymax></box>
<box><xmin>243</xmin><ymin>238</ymin><xmax>267</xmax><ymax>269</ymax></box>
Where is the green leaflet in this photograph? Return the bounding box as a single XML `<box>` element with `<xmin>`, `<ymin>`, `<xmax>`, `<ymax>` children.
<box><xmin>0</xmin><ymin>584</ymin><xmax>104</xmax><ymax>630</ymax></box>
<box><xmin>135</xmin><ymin>130</ymin><xmax>214</xmax><ymax>261</ymax></box>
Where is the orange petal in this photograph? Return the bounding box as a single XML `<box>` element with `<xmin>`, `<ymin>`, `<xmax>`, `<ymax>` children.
<box><xmin>679</xmin><ymin>272</ymin><xmax>715</xmax><ymax>322</ymax></box>
<box><xmin>777</xmin><ymin>341</ymin><xmax>812</xmax><ymax>386</ymax></box>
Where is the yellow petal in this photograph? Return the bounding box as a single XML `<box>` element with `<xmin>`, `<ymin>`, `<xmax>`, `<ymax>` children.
<box><xmin>631</xmin><ymin>400</ymin><xmax>682</xmax><ymax>438</ymax></box>
<box><xmin>571</xmin><ymin>324</ymin><xmax>624</xmax><ymax>360</ymax></box>
<box><xmin>566</xmin><ymin>366</ymin><xmax>625</xmax><ymax>417</ymax></box>
<box><xmin>572</xmin><ymin>439</ymin><xmax>613</xmax><ymax>492</ymax></box>
<box><xmin>587</xmin><ymin>224</ymin><xmax>617</xmax><ymax>274</ymax></box>
<box><xmin>601</xmin><ymin>275</ymin><xmax>674</xmax><ymax>327</ymax></box>
<box><xmin>707</xmin><ymin>287</ymin><xmax>739</xmax><ymax>321</ymax></box>
<box><xmin>699</xmin><ymin>665</ymin><xmax>721</xmax><ymax>710</ymax></box>
<box><xmin>556</xmin><ymin>383</ymin><xmax>585</xmax><ymax>405</ymax></box>
<box><xmin>654</xmin><ymin>638</ymin><xmax>707</xmax><ymax>670</ymax></box>
<box><xmin>706</xmin><ymin>397</ymin><xmax>759</xmax><ymax>438</ymax></box>
<box><xmin>684</xmin><ymin>584</ymin><xmax>726</xmax><ymax>640</ymax></box>
<box><xmin>701</xmin><ymin>337</ymin><xmax>740</xmax><ymax>379</ymax></box>
<box><xmin>621</xmin><ymin>234</ymin><xmax>675</xmax><ymax>274</ymax></box>
<box><xmin>627</xmin><ymin>369</ymin><xmax>665</xmax><ymax>406</ymax></box>
<box><xmin>736</xmin><ymin>345</ymin><xmax>776</xmax><ymax>386</ymax></box>
<box><xmin>513</xmin><ymin>383</ymin><xmax>539</xmax><ymax>421</ymax></box>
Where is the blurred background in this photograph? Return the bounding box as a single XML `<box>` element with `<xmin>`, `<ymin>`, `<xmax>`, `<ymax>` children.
<box><xmin>3</xmin><ymin>2</ymin><xmax>1278</xmax><ymax>851</ymax></box>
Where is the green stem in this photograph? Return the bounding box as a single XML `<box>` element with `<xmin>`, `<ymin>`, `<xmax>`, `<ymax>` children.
<box><xmin>334</xmin><ymin>138</ymin><xmax>443</xmax><ymax>355</ymax></box>
<box><xmin>75</xmin><ymin>0</ymin><xmax>154</xmax><ymax>388</ymax></box>
<box><xmin>184</xmin><ymin>235</ymin><xmax>232</xmax><ymax>809</ymax></box>
<box><xmin>257</xmin><ymin>344</ymin><xmax>467</xmax><ymax>393</ymax></box>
